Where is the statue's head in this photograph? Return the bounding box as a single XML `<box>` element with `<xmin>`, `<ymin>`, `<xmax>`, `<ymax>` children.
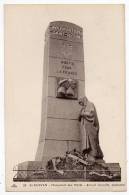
<box><xmin>78</xmin><ymin>96</ymin><xmax>88</xmax><ymax>106</ymax></box>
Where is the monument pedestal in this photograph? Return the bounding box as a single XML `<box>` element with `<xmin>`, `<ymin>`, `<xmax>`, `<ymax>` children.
<box><xmin>13</xmin><ymin>160</ymin><xmax>121</xmax><ymax>182</ymax></box>
<box><xmin>13</xmin><ymin>150</ymin><xmax>121</xmax><ymax>182</ymax></box>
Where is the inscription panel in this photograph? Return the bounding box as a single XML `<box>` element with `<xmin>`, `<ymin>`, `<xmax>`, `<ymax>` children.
<box><xmin>49</xmin><ymin>39</ymin><xmax>84</xmax><ymax>61</ymax></box>
<box><xmin>47</xmin><ymin>21</ymin><xmax>83</xmax><ymax>43</ymax></box>
<box><xmin>47</xmin><ymin>97</ymin><xmax>80</xmax><ymax>119</ymax></box>
<box><xmin>43</xmin><ymin>118</ymin><xmax>80</xmax><ymax>141</ymax></box>
<box><xmin>48</xmin><ymin>57</ymin><xmax>85</xmax><ymax>80</ymax></box>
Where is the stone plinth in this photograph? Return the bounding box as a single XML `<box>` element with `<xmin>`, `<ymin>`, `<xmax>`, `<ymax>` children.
<box><xmin>13</xmin><ymin>161</ymin><xmax>121</xmax><ymax>182</ymax></box>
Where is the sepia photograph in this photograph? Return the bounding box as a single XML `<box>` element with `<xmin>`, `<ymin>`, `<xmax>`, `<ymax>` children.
<box><xmin>4</xmin><ymin>4</ymin><xmax>126</xmax><ymax>191</ymax></box>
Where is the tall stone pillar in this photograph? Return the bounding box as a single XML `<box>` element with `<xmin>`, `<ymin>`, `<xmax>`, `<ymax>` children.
<box><xmin>35</xmin><ymin>21</ymin><xmax>85</xmax><ymax>162</ymax></box>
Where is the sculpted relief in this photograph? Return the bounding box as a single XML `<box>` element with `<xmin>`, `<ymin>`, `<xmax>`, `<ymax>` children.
<box><xmin>56</xmin><ymin>78</ymin><xmax>78</xmax><ymax>99</ymax></box>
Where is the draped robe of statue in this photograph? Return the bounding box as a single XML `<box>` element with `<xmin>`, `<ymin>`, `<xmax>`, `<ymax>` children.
<box><xmin>78</xmin><ymin>97</ymin><xmax>103</xmax><ymax>159</ymax></box>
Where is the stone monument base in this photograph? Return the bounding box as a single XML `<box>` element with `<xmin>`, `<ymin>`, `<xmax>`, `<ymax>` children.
<box><xmin>13</xmin><ymin>153</ymin><xmax>121</xmax><ymax>182</ymax></box>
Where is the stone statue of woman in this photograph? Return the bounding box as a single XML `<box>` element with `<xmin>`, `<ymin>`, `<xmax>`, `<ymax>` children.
<box><xmin>78</xmin><ymin>96</ymin><xmax>103</xmax><ymax>162</ymax></box>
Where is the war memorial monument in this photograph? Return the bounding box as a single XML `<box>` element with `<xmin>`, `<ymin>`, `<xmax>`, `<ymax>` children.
<box><xmin>13</xmin><ymin>21</ymin><xmax>121</xmax><ymax>182</ymax></box>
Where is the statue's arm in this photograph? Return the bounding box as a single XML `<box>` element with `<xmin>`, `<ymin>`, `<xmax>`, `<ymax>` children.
<box><xmin>78</xmin><ymin>108</ymin><xmax>83</xmax><ymax>121</ymax></box>
<box><xmin>93</xmin><ymin>105</ymin><xmax>100</xmax><ymax>130</ymax></box>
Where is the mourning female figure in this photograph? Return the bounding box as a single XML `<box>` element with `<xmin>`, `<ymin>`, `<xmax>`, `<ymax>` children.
<box><xmin>78</xmin><ymin>97</ymin><xmax>103</xmax><ymax>162</ymax></box>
